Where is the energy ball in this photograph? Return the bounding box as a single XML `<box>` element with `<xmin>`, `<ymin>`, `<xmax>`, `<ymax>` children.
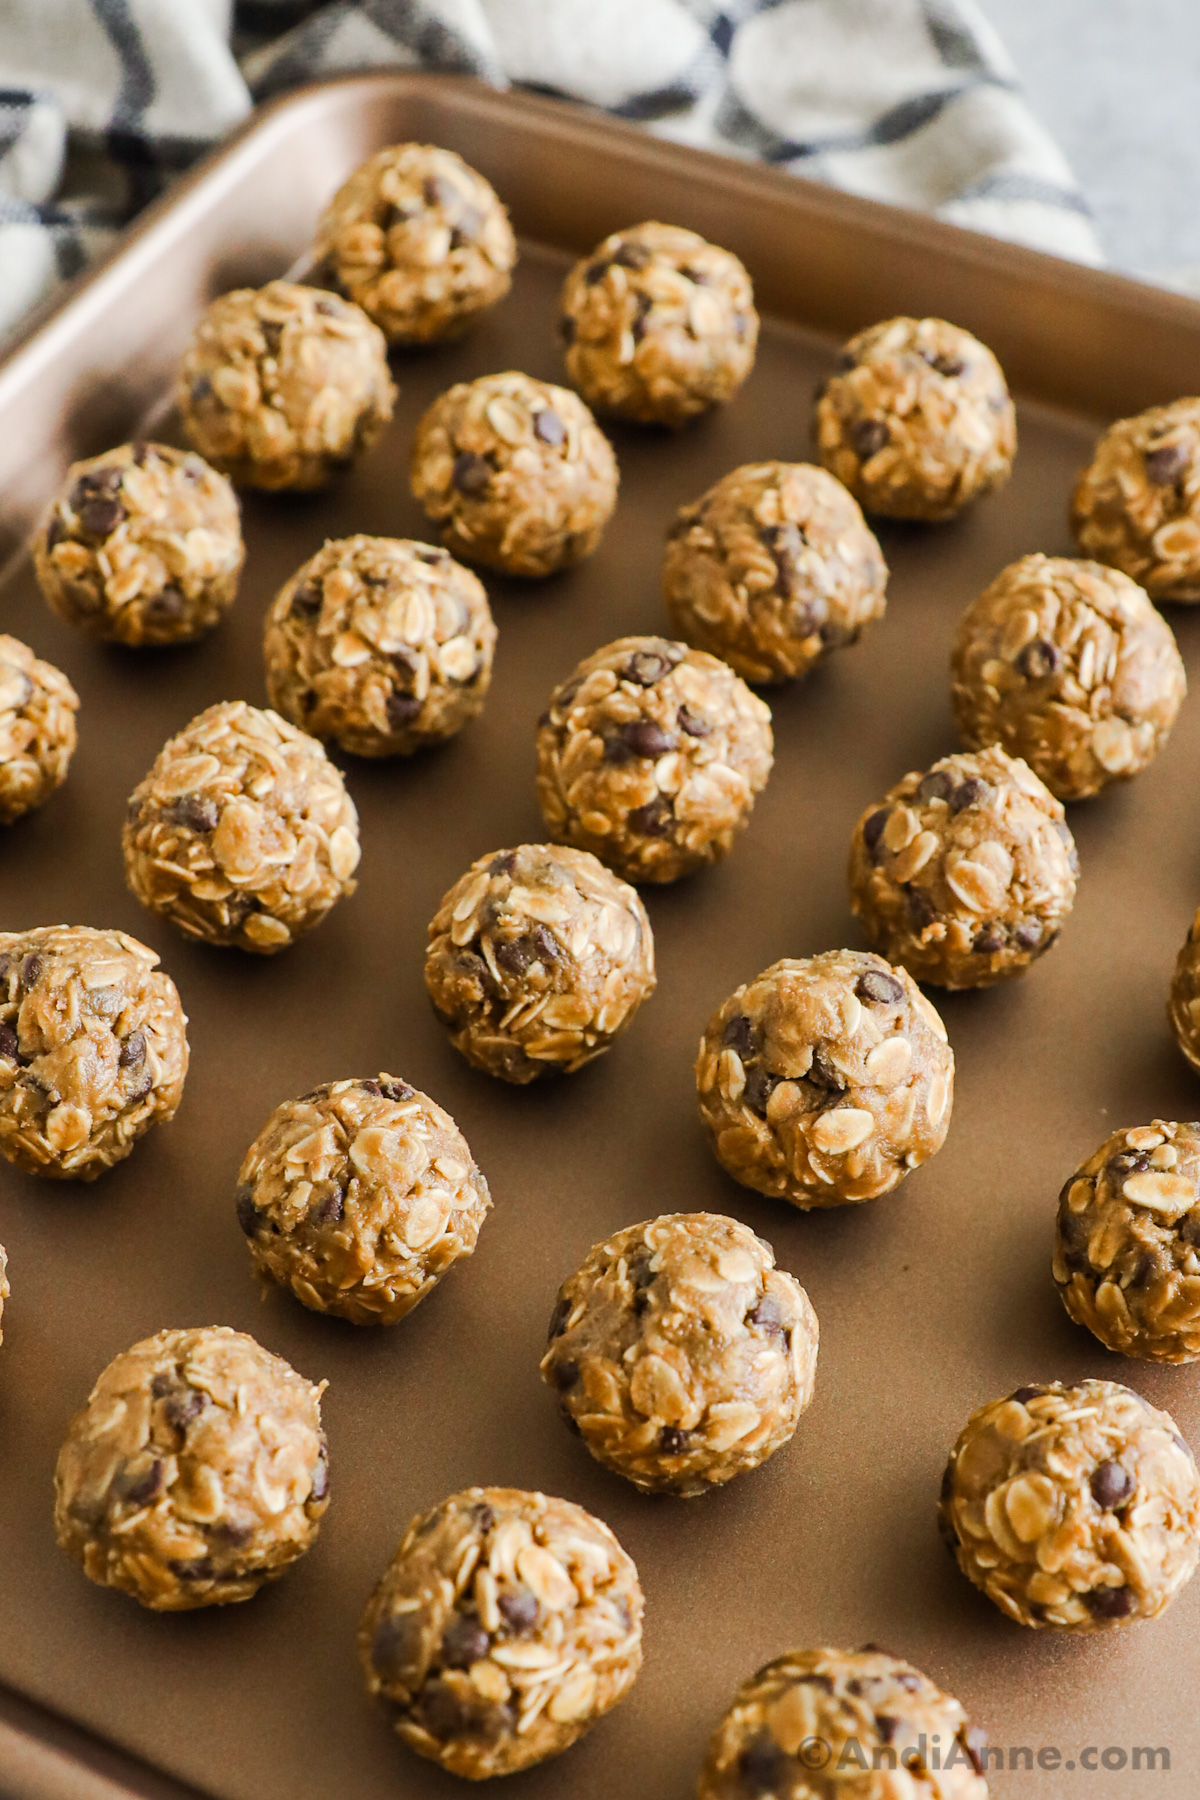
<box><xmin>0</xmin><ymin>926</ymin><xmax>188</xmax><ymax>1181</ymax></box>
<box><xmin>662</xmin><ymin>461</ymin><xmax>887</xmax><ymax>684</ymax></box>
<box><xmin>179</xmin><ymin>280</ymin><xmax>394</xmax><ymax>492</ymax></box>
<box><xmin>696</xmin><ymin>951</ymin><xmax>953</xmax><ymax>1209</ymax></box>
<box><xmin>359</xmin><ymin>1486</ymin><xmax>642</xmax><ymax>1780</ymax></box>
<box><xmin>1170</xmin><ymin>908</ymin><xmax>1200</xmax><ymax>1076</ymax></box>
<box><xmin>939</xmin><ymin>1379</ymin><xmax>1200</xmax><ymax>1631</ymax></box>
<box><xmin>1054</xmin><ymin>1121</ymin><xmax>1200</xmax><ymax>1364</ymax></box>
<box><xmin>0</xmin><ymin>634</ymin><xmax>78</xmax><ymax>824</ymax></box>
<box><xmin>314</xmin><ymin>142</ymin><xmax>516</xmax><ymax>345</ymax></box>
<box><xmin>124</xmin><ymin>701</ymin><xmax>360</xmax><ymax>954</ymax></box>
<box><xmin>560</xmin><ymin>221</ymin><xmax>758</xmax><ymax>427</ymax></box>
<box><xmin>411</xmin><ymin>371</ymin><xmax>617</xmax><ymax>577</ymax></box>
<box><xmin>541</xmin><ymin>1212</ymin><xmax>817</xmax><ymax>1497</ymax></box>
<box><xmin>952</xmin><ymin>554</ymin><xmax>1185</xmax><ymax>802</ymax></box>
<box><xmin>54</xmin><ymin>1326</ymin><xmax>328</xmax><ymax>1611</ymax></box>
<box><xmin>698</xmin><ymin>1646</ymin><xmax>989</xmax><ymax>1800</ymax></box>
<box><xmin>263</xmin><ymin>535</ymin><xmax>495</xmax><ymax>757</ymax></box>
<box><xmin>235</xmin><ymin>1076</ymin><xmax>491</xmax><ymax>1326</ymax></box>
<box><xmin>848</xmin><ymin>745</ymin><xmax>1077</xmax><ymax>989</ymax></box>
<box><xmin>1072</xmin><ymin>397</ymin><xmax>1200</xmax><ymax>601</ymax></box>
<box><xmin>32</xmin><ymin>442</ymin><xmax>244</xmax><ymax>646</ymax></box>
<box><xmin>816</xmin><ymin>316</ymin><xmax>1016</xmax><ymax>521</ymax></box>
<box><xmin>536</xmin><ymin>635</ymin><xmax>773</xmax><ymax>884</ymax></box>
<box><xmin>424</xmin><ymin>844</ymin><xmax>655</xmax><ymax>1084</ymax></box>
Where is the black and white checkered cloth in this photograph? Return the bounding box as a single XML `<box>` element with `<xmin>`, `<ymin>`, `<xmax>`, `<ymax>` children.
<box><xmin>0</xmin><ymin>0</ymin><xmax>1101</xmax><ymax>348</ymax></box>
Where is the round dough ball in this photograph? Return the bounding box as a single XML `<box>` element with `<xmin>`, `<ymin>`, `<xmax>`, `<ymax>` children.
<box><xmin>1170</xmin><ymin>907</ymin><xmax>1200</xmax><ymax>1077</ymax></box>
<box><xmin>939</xmin><ymin>1378</ymin><xmax>1200</xmax><ymax>1631</ymax></box>
<box><xmin>178</xmin><ymin>281</ymin><xmax>394</xmax><ymax>491</ymax></box>
<box><xmin>263</xmin><ymin>535</ymin><xmax>495</xmax><ymax>757</ymax></box>
<box><xmin>698</xmin><ymin>1646</ymin><xmax>988</xmax><ymax>1800</ymax></box>
<box><xmin>411</xmin><ymin>371</ymin><xmax>617</xmax><ymax>577</ymax></box>
<box><xmin>560</xmin><ymin>221</ymin><xmax>758</xmax><ymax>427</ymax></box>
<box><xmin>541</xmin><ymin>1212</ymin><xmax>817</xmax><ymax>1497</ymax></box>
<box><xmin>816</xmin><ymin>316</ymin><xmax>1016</xmax><ymax>520</ymax></box>
<box><xmin>0</xmin><ymin>634</ymin><xmax>78</xmax><ymax>824</ymax></box>
<box><xmin>424</xmin><ymin>844</ymin><xmax>655</xmax><ymax>1083</ymax></box>
<box><xmin>1054</xmin><ymin>1121</ymin><xmax>1200</xmax><ymax>1363</ymax></box>
<box><xmin>848</xmin><ymin>745</ymin><xmax>1077</xmax><ymax>989</ymax></box>
<box><xmin>32</xmin><ymin>443</ymin><xmax>244</xmax><ymax>645</ymax></box>
<box><xmin>0</xmin><ymin>926</ymin><xmax>188</xmax><ymax>1181</ymax></box>
<box><xmin>123</xmin><ymin>701</ymin><xmax>360</xmax><ymax>955</ymax></box>
<box><xmin>54</xmin><ymin>1326</ymin><xmax>327</xmax><ymax>1611</ymax></box>
<box><xmin>1072</xmin><ymin>397</ymin><xmax>1200</xmax><ymax>600</ymax></box>
<box><xmin>662</xmin><ymin>461</ymin><xmax>887</xmax><ymax>684</ymax></box>
<box><xmin>314</xmin><ymin>142</ymin><xmax>516</xmax><ymax>344</ymax></box>
<box><xmin>236</xmin><ymin>1075</ymin><xmax>491</xmax><ymax>1325</ymax></box>
<box><xmin>696</xmin><ymin>951</ymin><xmax>953</xmax><ymax>1208</ymax></box>
<box><xmin>359</xmin><ymin>1486</ymin><xmax>642</xmax><ymax>1779</ymax></box>
<box><xmin>952</xmin><ymin>554</ymin><xmax>1185</xmax><ymax>801</ymax></box>
<box><xmin>536</xmin><ymin>635</ymin><xmax>773</xmax><ymax>883</ymax></box>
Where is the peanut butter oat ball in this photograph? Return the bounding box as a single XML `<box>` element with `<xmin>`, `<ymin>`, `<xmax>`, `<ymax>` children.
<box><xmin>662</xmin><ymin>462</ymin><xmax>887</xmax><ymax>684</ymax></box>
<box><xmin>952</xmin><ymin>554</ymin><xmax>1185</xmax><ymax>802</ymax></box>
<box><xmin>33</xmin><ymin>443</ymin><xmax>244</xmax><ymax>646</ymax></box>
<box><xmin>536</xmin><ymin>635</ymin><xmax>773</xmax><ymax>884</ymax></box>
<box><xmin>314</xmin><ymin>142</ymin><xmax>516</xmax><ymax>345</ymax></box>
<box><xmin>359</xmin><ymin>1486</ymin><xmax>642</xmax><ymax>1780</ymax></box>
<box><xmin>0</xmin><ymin>927</ymin><xmax>188</xmax><ymax>1181</ymax></box>
<box><xmin>696</xmin><ymin>952</ymin><xmax>953</xmax><ymax>1210</ymax></box>
<box><xmin>939</xmin><ymin>1379</ymin><xmax>1200</xmax><ymax>1631</ymax></box>
<box><xmin>542</xmin><ymin>1213</ymin><xmax>817</xmax><ymax>1498</ymax></box>
<box><xmin>179</xmin><ymin>281</ymin><xmax>394</xmax><ymax>492</ymax></box>
<box><xmin>124</xmin><ymin>701</ymin><xmax>360</xmax><ymax>954</ymax></box>
<box><xmin>698</xmin><ymin>1646</ymin><xmax>989</xmax><ymax>1800</ymax></box>
<box><xmin>411</xmin><ymin>371</ymin><xmax>618</xmax><ymax>577</ymax></box>
<box><xmin>560</xmin><ymin>221</ymin><xmax>758</xmax><ymax>428</ymax></box>
<box><xmin>816</xmin><ymin>316</ymin><xmax>1016</xmax><ymax>521</ymax></box>
<box><xmin>54</xmin><ymin>1326</ymin><xmax>328</xmax><ymax>1611</ymax></box>
<box><xmin>1053</xmin><ymin>1121</ymin><xmax>1200</xmax><ymax>1363</ymax></box>
<box><xmin>263</xmin><ymin>535</ymin><xmax>495</xmax><ymax>757</ymax></box>
<box><xmin>1072</xmin><ymin>398</ymin><xmax>1200</xmax><ymax>600</ymax></box>
<box><xmin>236</xmin><ymin>1076</ymin><xmax>491</xmax><ymax>1326</ymax></box>
<box><xmin>848</xmin><ymin>745</ymin><xmax>1077</xmax><ymax>989</ymax></box>
<box><xmin>1169</xmin><ymin>908</ymin><xmax>1200</xmax><ymax>1077</ymax></box>
<box><xmin>425</xmin><ymin>844</ymin><xmax>655</xmax><ymax>1084</ymax></box>
<box><xmin>0</xmin><ymin>635</ymin><xmax>77</xmax><ymax>824</ymax></box>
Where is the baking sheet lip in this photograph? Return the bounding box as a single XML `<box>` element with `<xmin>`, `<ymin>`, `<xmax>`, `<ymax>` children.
<box><xmin>0</xmin><ymin>1676</ymin><xmax>217</xmax><ymax>1800</ymax></box>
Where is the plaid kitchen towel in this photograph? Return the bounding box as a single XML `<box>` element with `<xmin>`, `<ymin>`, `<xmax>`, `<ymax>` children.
<box><xmin>0</xmin><ymin>0</ymin><xmax>1101</xmax><ymax>347</ymax></box>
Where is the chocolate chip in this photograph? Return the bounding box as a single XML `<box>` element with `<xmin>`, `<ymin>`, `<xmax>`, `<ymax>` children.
<box><xmin>495</xmin><ymin>936</ymin><xmax>534</xmax><ymax>975</ymax></box>
<box><xmin>807</xmin><ymin>1047</ymin><xmax>846</xmax><ymax>1092</ymax></box>
<box><xmin>1015</xmin><ymin>638</ymin><xmax>1062</xmax><ymax>680</ymax></box>
<box><xmin>162</xmin><ymin>795</ymin><xmax>219</xmax><ymax>833</ymax></box>
<box><xmin>0</xmin><ymin>1024</ymin><xmax>18</xmax><ymax>1062</ymax></box>
<box><xmin>533</xmin><ymin>408</ymin><xmax>565</xmax><ymax>446</ymax></box>
<box><xmin>452</xmin><ymin>452</ymin><xmax>491</xmax><ymax>496</ymax></box>
<box><xmin>973</xmin><ymin>922</ymin><xmax>1005</xmax><ymax>954</ymax></box>
<box><xmin>291</xmin><ymin>580</ymin><xmax>322</xmax><ymax>617</ymax></box>
<box><xmin>628</xmin><ymin>795</ymin><xmax>673</xmax><ymax>837</ymax></box>
<box><xmin>613</xmin><ymin>240</ymin><xmax>652</xmax><ymax>269</ymax></box>
<box><xmin>450</xmin><ymin>205</ymin><xmax>483</xmax><ymax>248</ymax></box>
<box><xmin>927</xmin><ymin>352</ymin><xmax>965</xmax><ymax>378</ymax></box>
<box><xmin>386</xmin><ymin>690</ymin><xmax>422</xmax><ymax>730</ymax></box>
<box><xmin>119</xmin><ymin>1029</ymin><xmax>145</xmax><ymax>1069</ymax></box>
<box><xmin>311</xmin><ymin>1188</ymin><xmax>345</xmax><ymax>1226</ymax></box>
<box><xmin>836</xmin><ymin>348</ymin><xmax>857</xmax><ymax>371</ymax></box>
<box><xmin>171</xmin><ymin>1557</ymin><xmax>213</xmax><ymax>1582</ymax></box>
<box><xmin>315</xmin><ymin>296</ymin><xmax>348</xmax><ymax>318</ymax></box>
<box><xmin>862</xmin><ymin>809</ymin><xmax>890</xmax><ymax>860</ymax></box>
<box><xmin>743</xmin><ymin>1064</ymin><xmax>780</xmax><ymax>1116</ymax></box>
<box><xmin>907</xmin><ymin>887</ymin><xmax>936</xmax><ymax>930</ymax></box>
<box><xmin>420</xmin><ymin>1681</ymin><xmax>470</xmax><ymax>1740</ymax></box>
<box><xmin>260</xmin><ymin>319</ymin><xmax>284</xmax><ymax>356</ymax></box>
<box><xmin>1085</xmin><ymin>1584</ymin><xmax>1135</xmax><ymax>1620</ymax></box>
<box><xmin>622</xmin><ymin>648</ymin><xmax>676</xmax><ymax>685</ymax></box>
<box><xmin>659</xmin><ymin>1426</ymin><xmax>691</xmax><ymax>1454</ymax></box>
<box><xmin>1180</xmin><ymin>1209</ymin><xmax>1200</xmax><ymax>1246</ymax></box>
<box><xmin>1090</xmin><ymin>1460</ymin><xmax>1134</xmax><ymax>1509</ymax></box>
<box><xmin>489</xmin><ymin>851</ymin><xmax>517</xmax><ymax>877</ymax></box>
<box><xmin>852</xmin><ymin>418</ymin><xmax>889</xmax><ymax>458</ymax></box>
<box><xmin>146</xmin><ymin>584</ymin><xmax>185</xmax><ymax>620</ymax></box>
<box><xmin>631</xmin><ymin>293</ymin><xmax>654</xmax><ymax>341</ymax></box>
<box><xmin>876</xmin><ymin>1714</ymin><xmax>899</xmax><ymax>1744</ymax></box>
<box><xmin>559</xmin><ymin>314</ymin><xmax>576</xmax><ymax>344</ymax></box>
<box><xmin>548</xmin><ymin>1294</ymin><xmax>571</xmax><ymax>1339</ymax></box>
<box><xmin>498</xmin><ymin>1589</ymin><xmax>539</xmax><ymax>1632</ymax></box>
<box><xmin>1145</xmin><ymin>440</ymin><xmax>1190</xmax><ymax>485</ymax></box>
<box><xmin>798</xmin><ymin>1671</ymin><xmax>835</xmax><ymax>1692</ymax></box>
<box><xmin>119</xmin><ymin>1458</ymin><xmax>163</xmax><ymax>1506</ymax></box>
<box><xmin>738</xmin><ymin>1734</ymin><xmax>790</xmax><ymax>1791</ymax></box>
<box><xmin>855</xmin><ymin>969</ymin><xmax>904</xmax><ymax>1005</ymax></box>
<box><xmin>722</xmin><ymin>1013</ymin><xmax>755</xmax><ymax>1056</ymax></box>
<box><xmin>949</xmin><ymin>777</ymin><xmax>990</xmax><ymax>812</ymax></box>
<box><xmin>621</xmin><ymin>719</ymin><xmax>676</xmax><ymax>759</ymax></box>
<box><xmin>1013</xmin><ymin>920</ymin><xmax>1043</xmax><ymax>950</ymax></box>
<box><xmin>424</xmin><ymin>175</ymin><xmax>461</xmax><ymax>211</ymax></box>
<box><xmin>373</xmin><ymin>1612</ymin><xmax>422</xmax><ymax>1678</ymax></box>
<box><xmin>360</xmin><ymin>1076</ymin><xmax>413</xmax><ymax>1102</ymax></box>
<box><xmin>1010</xmin><ymin>1385</ymin><xmax>1045</xmax><ymax>1405</ymax></box>
<box><xmin>441</xmin><ymin>1614</ymin><xmax>490</xmax><ymax>1668</ymax></box>
<box><xmin>473</xmin><ymin>1502</ymin><xmax>496</xmax><ymax>1533</ymax></box>
<box><xmin>0</xmin><ymin>954</ymin><xmax>12</xmax><ymax>983</ymax></box>
<box><xmin>628</xmin><ymin>1252</ymin><xmax>655</xmax><ymax>1303</ymax></box>
<box><xmin>45</xmin><ymin>514</ymin><xmax>65</xmax><ymax>550</ymax></box>
<box><xmin>79</xmin><ymin>496</ymin><xmax>125</xmax><ymax>536</ymax></box>
<box><xmin>164</xmin><ymin>1387</ymin><xmax>205</xmax><ymax>1430</ymax></box>
<box><xmin>19</xmin><ymin>954</ymin><xmax>42</xmax><ymax>991</ymax></box>
<box><xmin>747</xmin><ymin>1295</ymin><xmax>785</xmax><ymax>1339</ymax></box>
<box><xmin>73</xmin><ymin>465</ymin><xmax>122</xmax><ymax>504</ymax></box>
<box><xmin>190</xmin><ymin>375</ymin><xmax>214</xmax><ymax>404</ymax></box>
<box><xmin>583</xmin><ymin>260</ymin><xmax>610</xmax><ymax>285</ymax></box>
<box><xmin>552</xmin><ymin>1358</ymin><xmax>579</xmax><ymax>1390</ymax></box>
<box><xmin>677</xmin><ymin>704</ymin><xmax>710</xmax><ymax>737</ymax></box>
<box><xmin>235</xmin><ymin>1186</ymin><xmax>259</xmax><ymax>1235</ymax></box>
<box><xmin>917</xmin><ymin>769</ymin><xmax>954</xmax><ymax>804</ymax></box>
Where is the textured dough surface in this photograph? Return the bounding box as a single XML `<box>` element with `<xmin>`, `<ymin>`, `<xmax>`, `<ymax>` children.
<box><xmin>816</xmin><ymin>315</ymin><xmax>1015</xmax><ymax>520</ymax></box>
<box><xmin>0</xmin><ymin>926</ymin><xmax>188</xmax><ymax>1180</ymax></box>
<box><xmin>178</xmin><ymin>281</ymin><xmax>394</xmax><ymax>491</ymax></box>
<box><xmin>0</xmin><ymin>634</ymin><xmax>78</xmax><ymax>824</ymax></box>
<box><xmin>541</xmin><ymin>1212</ymin><xmax>817</xmax><ymax>1496</ymax></box>
<box><xmin>1072</xmin><ymin>397</ymin><xmax>1200</xmax><ymax>600</ymax></box>
<box><xmin>411</xmin><ymin>371</ymin><xmax>617</xmax><ymax>576</ymax></box>
<box><xmin>33</xmin><ymin>442</ymin><xmax>244</xmax><ymax>645</ymax></box>
<box><xmin>263</xmin><ymin>535</ymin><xmax>495</xmax><ymax>757</ymax></box>
<box><xmin>952</xmin><ymin>553</ymin><xmax>1184</xmax><ymax>801</ymax></box>
<box><xmin>663</xmin><ymin>461</ymin><xmax>887</xmax><ymax>683</ymax></box>
<box><xmin>696</xmin><ymin>951</ymin><xmax>953</xmax><ymax>1208</ymax></box>
<box><xmin>123</xmin><ymin>701</ymin><xmax>360</xmax><ymax>954</ymax></box>
<box><xmin>54</xmin><ymin>1326</ymin><xmax>328</xmax><ymax>1610</ymax></box>
<box><xmin>939</xmin><ymin>1379</ymin><xmax>1200</xmax><ymax>1630</ymax></box>
<box><xmin>236</xmin><ymin>1075</ymin><xmax>491</xmax><ymax>1325</ymax></box>
<box><xmin>1054</xmin><ymin>1121</ymin><xmax>1200</xmax><ymax>1363</ymax></box>
<box><xmin>359</xmin><ymin>1486</ymin><xmax>642</xmax><ymax>1779</ymax></box>
<box><xmin>425</xmin><ymin>843</ymin><xmax>655</xmax><ymax>1083</ymax></box>
<box><xmin>848</xmin><ymin>744</ymin><xmax>1077</xmax><ymax>989</ymax></box>
<box><xmin>560</xmin><ymin>220</ymin><xmax>758</xmax><ymax>427</ymax></box>
<box><xmin>315</xmin><ymin>142</ymin><xmax>516</xmax><ymax>344</ymax></box>
<box><xmin>535</xmin><ymin>635</ymin><xmax>773</xmax><ymax>884</ymax></box>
